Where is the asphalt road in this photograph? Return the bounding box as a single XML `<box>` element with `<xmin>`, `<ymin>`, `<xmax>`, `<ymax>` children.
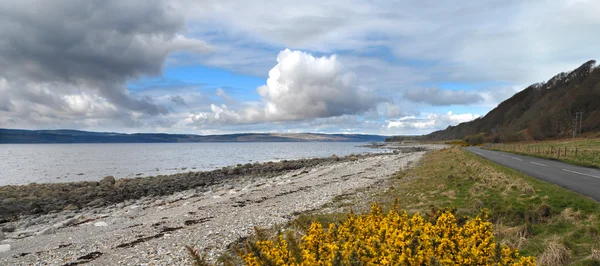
<box><xmin>465</xmin><ymin>146</ymin><xmax>600</xmax><ymax>202</ymax></box>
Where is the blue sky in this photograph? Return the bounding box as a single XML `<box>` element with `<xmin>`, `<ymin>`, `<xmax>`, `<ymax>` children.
<box><xmin>1</xmin><ymin>0</ymin><xmax>599</xmax><ymax>135</ymax></box>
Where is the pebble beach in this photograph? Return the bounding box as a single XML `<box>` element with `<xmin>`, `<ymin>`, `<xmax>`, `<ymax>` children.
<box><xmin>0</xmin><ymin>144</ymin><xmax>443</xmax><ymax>265</ymax></box>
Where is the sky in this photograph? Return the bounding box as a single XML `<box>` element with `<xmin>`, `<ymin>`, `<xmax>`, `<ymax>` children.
<box><xmin>0</xmin><ymin>0</ymin><xmax>599</xmax><ymax>135</ymax></box>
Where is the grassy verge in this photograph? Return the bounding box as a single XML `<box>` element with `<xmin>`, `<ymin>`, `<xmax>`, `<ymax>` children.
<box><xmin>291</xmin><ymin>146</ymin><xmax>600</xmax><ymax>265</ymax></box>
<box><xmin>486</xmin><ymin>138</ymin><xmax>600</xmax><ymax>169</ymax></box>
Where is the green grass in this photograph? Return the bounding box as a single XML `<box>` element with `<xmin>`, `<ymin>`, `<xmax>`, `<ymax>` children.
<box><xmin>486</xmin><ymin>138</ymin><xmax>600</xmax><ymax>169</ymax></box>
<box><xmin>296</xmin><ymin>146</ymin><xmax>600</xmax><ymax>265</ymax></box>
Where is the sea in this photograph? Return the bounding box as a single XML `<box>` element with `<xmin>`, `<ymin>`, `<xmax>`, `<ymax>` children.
<box><xmin>0</xmin><ymin>142</ymin><xmax>386</xmax><ymax>186</ymax></box>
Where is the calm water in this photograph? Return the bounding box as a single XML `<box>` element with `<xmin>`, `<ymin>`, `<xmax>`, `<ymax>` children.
<box><xmin>0</xmin><ymin>142</ymin><xmax>385</xmax><ymax>186</ymax></box>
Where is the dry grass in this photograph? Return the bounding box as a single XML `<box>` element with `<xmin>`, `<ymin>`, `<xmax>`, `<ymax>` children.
<box><xmin>488</xmin><ymin>138</ymin><xmax>600</xmax><ymax>168</ymax></box>
<box><xmin>537</xmin><ymin>241</ymin><xmax>571</xmax><ymax>266</ymax></box>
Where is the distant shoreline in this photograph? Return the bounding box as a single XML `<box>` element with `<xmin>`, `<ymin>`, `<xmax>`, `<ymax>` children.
<box><xmin>0</xmin><ymin>128</ymin><xmax>388</xmax><ymax>144</ymax></box>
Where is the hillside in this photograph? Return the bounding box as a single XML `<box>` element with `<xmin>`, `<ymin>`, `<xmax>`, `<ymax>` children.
<box><xmin>0</xmin><ymin>129</ymin><xmax>386</xmax><ymax>143</ymax></box>
<box><xmin>416</xmin><ymin>60</ymin><xmax>600</xmax><ymax>142</ymax></box>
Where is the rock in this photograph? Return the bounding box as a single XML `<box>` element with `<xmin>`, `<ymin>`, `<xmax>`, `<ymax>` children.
<box><xmin>54</xmin><ymin>218</ymin><xmax>78</xmax><ymax>228</ymax></box>
<box><xmin>2</xmin><ymin>225</ymin><xmax>16</xmax><ymax>233</ymax></box>
<box><xmin>14</xmin><ymin>229</ymin><xmax>36</xmax><ymax>238</ymax></box>
<box><xmin>36</xmin><ymin>227</ymin><xmax>56</xmax><ymax>235</ymax></box>
<box><xmin>63</xmin><ymin>204</ymin><xmax>79</xmax><ymax>211</ymax></box>
<box><xmin>100</xmin><ymin>176</ymin><xmax>116</xmax><ymax>185</ymax></box>
<box><xmin>64</xmin><ymin>217</ymin><xmax>79</xmax><ymax>225</ymax></box>
<box><xmin>110</xmin><ymin>217</ymin><xmax>126</xmax><ymax>224</ymax></box>
<box><xmin>87</xmin><ymin>198</ymin><xmax>105</xmax><ymax>207</ymax></box>
<box><xmin>0</xmin><ymin>244</ymin><xmax>10</xmax><ymax>253</ymax></box>
<box><xmin>126</xmin><ymin>205</ymin><xmax>141</xmax><ymax>217</ymax></box>
<box><xmin>1</xmin><ymin>198</ymin><xmax>17</xmax><ymax>204</ymax></box>
<box><xmin>0</xmin><ymin>231</ymin><xmax>4</xmax><ymax>241</ymax></box>
<box><xmin>94</xmin><ymin>222</ymin><xmax>108</xmax><ymax>227</ymax></box>
<box><xmin>114</xmin><ymin>179</ymin><xmax>127</xmax><ymax>188</ymax></box>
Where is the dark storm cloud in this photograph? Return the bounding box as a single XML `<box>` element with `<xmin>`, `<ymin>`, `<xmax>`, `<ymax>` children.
<box><xmin>0</xmin><ymin>0</ymin><xmax>209</xmax><ymax>116</ymax></box>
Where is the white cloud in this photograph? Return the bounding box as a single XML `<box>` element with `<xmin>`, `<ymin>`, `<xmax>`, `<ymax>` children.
<box><xmin>190</xmin><ymin>49</ymin><xmax>383</xmax><ymax>125</ymax></box>
<box><xmin>387</xmin><ymin>111</ymin><xmax>480</xmax><ymax>131</ymax></box>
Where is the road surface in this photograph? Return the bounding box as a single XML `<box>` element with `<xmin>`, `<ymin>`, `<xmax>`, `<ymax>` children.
<box><xmin>465</xmin><ymin>146</ymin><xmax>600</xmax><ymax>202</ymax></box>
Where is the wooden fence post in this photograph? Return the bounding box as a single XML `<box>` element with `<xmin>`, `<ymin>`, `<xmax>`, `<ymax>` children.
<box><xmin>575</xmin><ymin>148</ymin><xmax>578</xmax><ymax>160</ymax></box>
<box><xmin>558</xmin><ymin>148</ymin><xmax>561</xmax><ymax>158</ymax></box>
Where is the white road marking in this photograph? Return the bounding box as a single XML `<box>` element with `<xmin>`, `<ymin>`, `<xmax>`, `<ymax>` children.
<box><xmin>500</xmin><ymin>154</ymin><xmax>509</xmax><ymax>158</ymax></box>
<box><xmin>530</xmin><ymin>161</ymin><xmax>548</xmax><ymax>167</ymax></box>
<box><xmin>562</xmin><ymin>169</ymin><xmax>600</xmax><ymax>179</ymax></box>
<box><xmin>512</xmin><ymin>157</ymin><xmax>523</xmax><ymax>161</ymax></box>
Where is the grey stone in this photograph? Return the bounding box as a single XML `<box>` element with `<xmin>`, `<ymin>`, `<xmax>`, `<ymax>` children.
<box><xmin>1</xmin><ymin>198</ymin><xmax>17</xmax><ymax>204</ymax></box>
<box><xmin>63</xmin><ymin>204</ymin><xmax>79</xmax><ymax>211</ymax></box>
<box><xmin>0</xmin><ymin>244</ymin><xmax>10</xmax><ymax>253</ymax></box>
<box><xmin>14</xmin><ymin>229</ymin><xmax>36</xmax><ymax>238</ymax></box>
<box><xmin>53</xmin><ymin>217</ymin><xmax>78</xmax><ymax>228</ymax></box>
<box><xmin>1</xmin><ymin>225</ymin><xmax>16</xmax><ymax>233</ymax></box>
<box><xmin>94</xmin><ymin>221</ymin><xmax>108</xmax><ymax>227</ymax></box>
<box><xmin>87</xmin><ymin>198</ymin><xmax>105</xmax><ymax>207</ymax></box>
<box><xmin>36</xmin><ymin>227</ymin><xmax>56</xmax><ymax>235</ymax></box>
<box><xmin>100</xmin><ymin>176</ymin><xmax>116</xmax><ymax>185</ymax></box>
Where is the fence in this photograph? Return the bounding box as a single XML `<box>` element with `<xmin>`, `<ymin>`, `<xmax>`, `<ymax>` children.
<box><xmin>484</xmin><ymin>143</ymin><xmax>600</xmax><ymax>168</ymax></box>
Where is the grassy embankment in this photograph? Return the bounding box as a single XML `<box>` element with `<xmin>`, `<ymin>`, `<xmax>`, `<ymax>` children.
<box><xmin>486</xmin><ymin>138</ymin><xmax>600</xmax><ymax>169</ymax></box>
<box><xmin>291</xmin><ymin>146</ymin><xmax>600</xmax><ymax>265</ymax></box>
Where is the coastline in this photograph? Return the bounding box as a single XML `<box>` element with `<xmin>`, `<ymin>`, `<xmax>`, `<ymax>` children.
<box><xmin>0</xmin><ymin>144</ymin><xmax>443</xmax><ymax>265</ymax></box>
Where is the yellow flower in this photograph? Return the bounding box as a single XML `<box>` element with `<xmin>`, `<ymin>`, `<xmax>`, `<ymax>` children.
<box><xmin>241</xmin><ymin>203</ymin><xmax>536</xmax><ymax>266</ymax></box>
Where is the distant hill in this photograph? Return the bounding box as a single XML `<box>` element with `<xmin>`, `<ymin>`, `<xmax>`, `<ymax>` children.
<box><xmin>0</xmin><ymin>129</ymin><xmax>387</xmax><ymax>143</ymax></box>
<box><xmin>389</xmin><ymin>60</ymin><xmax>600</xmax><ymax>143</ymax></box>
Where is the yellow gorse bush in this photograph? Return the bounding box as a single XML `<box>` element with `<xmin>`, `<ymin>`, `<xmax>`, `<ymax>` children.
<box><xmin>242</xmin><ymin>203</ymin><xmax>535</xmax><ymax>265</ymax></box>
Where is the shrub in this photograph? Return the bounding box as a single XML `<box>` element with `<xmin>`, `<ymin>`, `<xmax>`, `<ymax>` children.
<box><xmin>463</xmin><ymin>133</ymin><xmax>486</xmax><ymax>146</ymax></box>
<box><xmin>241</xmin><ymin>203</ymin><xmax>535</xmax><ymax>265</ymax></box>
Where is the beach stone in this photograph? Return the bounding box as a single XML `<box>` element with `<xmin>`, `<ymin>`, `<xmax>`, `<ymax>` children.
<box><xmin>17</xmin><ymin>219</ymin><xmax>33</xmax><ymax>230</ymax></box>
<box><xmin>0</xmin><ymin>232</ymin><xmax>4</xmax><ymax>241</ymax></box>
<box><xmin>100</xmin><ymin>176</ymin><xmax>116</xmax><ymax>185</ymax></box>
<box><xmin>94</xmin><ymin>222</ymin><xmax>108</xmax><ymax>227</ymax></box>
<box><xmin>14</xmin><ymin>229</ymin><xmax>36</xmax><ymax>238</ymax></box>
<box><xmin>1</xmin><ymin>198</ymin><xmax>17</xmax><ymax>204</ymax></box>
<box><xmin>87</xmin><ymin>198</ymin><xmax>105</xmax><ymax>207</ymax></box>
<box><xmin>63</xmin><ymin>204</ymin><xmax>79</xmax><ymax>211</ymax></box>
<box><xmin>36</xmin><ymin>227</ymin><xmax>56</xmax><ymax>236</ymax></box>
<box><xmin>110</xmin><ymin>217</ymin><xmax>126</xmax><ymax>224</ymax></box>
<box><xmin>114</xmin><ymin>179</ymin><xmax>127</xmax><ymax>188</ymax></box>
<box><xmin>53</xmin><ymin>217</ymin><xmax>78</xmax><ymax>228</ymax></box>
<box><xmin>1</xmin><ymin>225</ymin><xmax>15</xmax><ymax>233</ymax></box>
<box><xmin>0</xmin><ymin>244</ymin><xmax>10</xmax><ymax>253</ymax></box>
<box><xmin>126</xmin><ymin>205</ymin><xmax>141</xmax><ymax>217</ymax></box>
